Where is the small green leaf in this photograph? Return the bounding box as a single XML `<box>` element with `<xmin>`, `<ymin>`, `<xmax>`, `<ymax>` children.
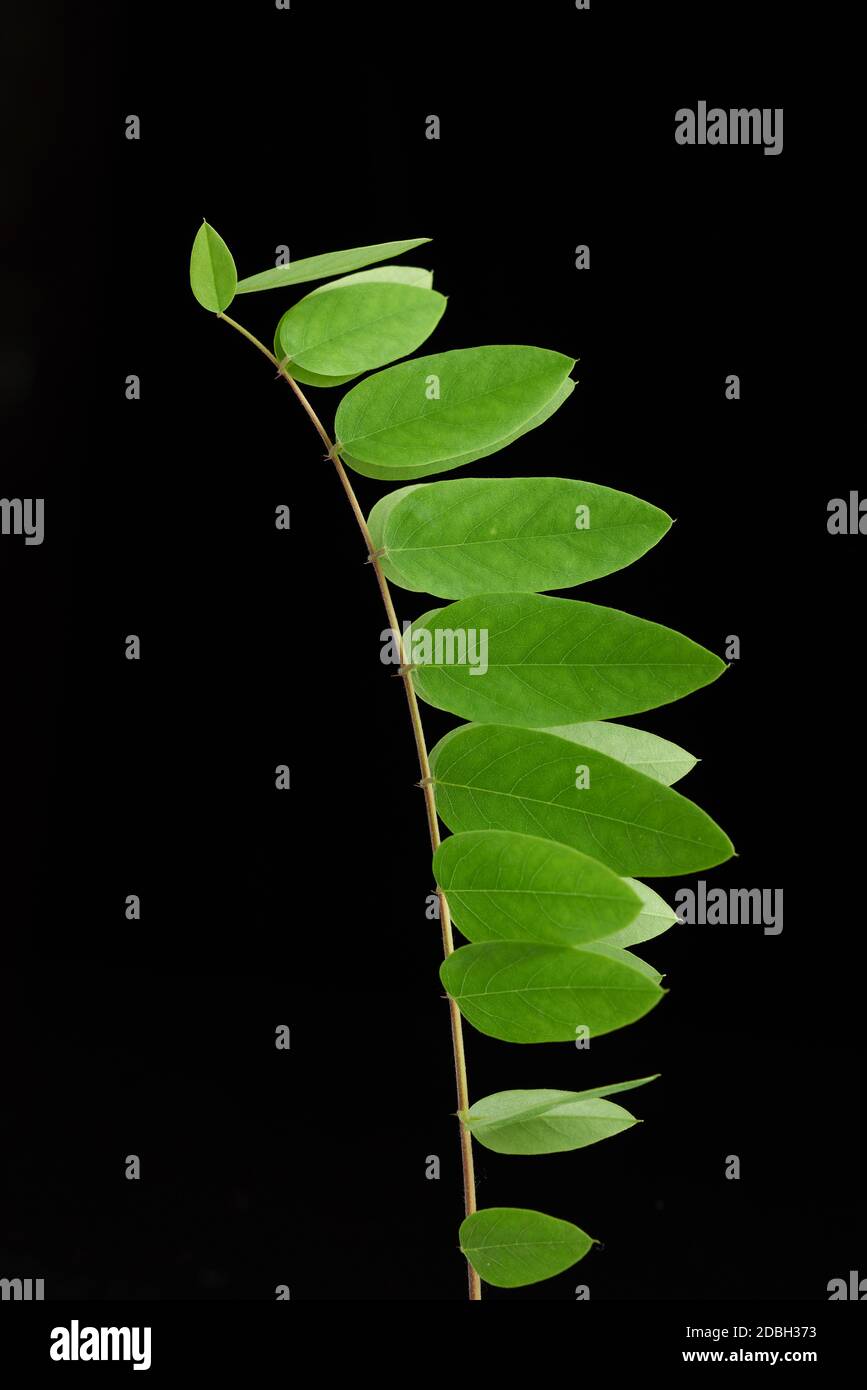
<box><xmin>541</xmin><ymin>721</ymin><xmax>697</xmax><ymax>785</ymax></box>
<box><xmin>409</xmin><ymin>593</ymin><xmax>725</xmax><ymax>728</ymax></box>
<box><xmin>336</xmin><ymin>346</ymin><xmax>575</xmax><ymax>481</ymax></box>
<box><xmin>463</xmin><ymin>1090</ymin><xmax>645</xmax><ymax>1155</ymax></box>
<box><xmin>603</xmin><ymin>879</ymin><xmax>679</xmax><ymax>948</ymax></box>
<box><xmin>236</xmin><ymin>237</ymin><xmax>431</xmax><ymax>294</ymax></box>
<box><xmin>276</xmin><ymin>282</ymin><xmax>446</xmax><ymax>378</ymax></box>
<box><xmin>430</xmin><ymin>723</ymin><xmax>734</xmax><ymax>877</ymax></box>
<box><xmin>368</xmin><ymin>476</ymin><xmax>671</xmax><ymax>598</ymax></box>
<box><xmin>189</xmin><ymin>221</ymin><xmax>237</xmax><ymax>313</ymax></box>
<box><xmin>460</xmin><ymin>1207</ymin><xmax>594</xmax><ymax>1288</ymax></box>
<box><xmin>439</xmin><ymin>940</ymin><xmax>664</xmax><ymax>1043</ymax></box>
<box><xmin>311</xmin><ymin>265</ymin><xmax>433</xmax><ymax>295</ymax></box>
<box><xmin>434</xmin><ymin>829</ymin><xmax>642</xmax><ymax>946</ymax></box>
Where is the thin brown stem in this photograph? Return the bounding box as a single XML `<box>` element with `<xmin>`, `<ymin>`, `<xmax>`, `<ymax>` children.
<box><xmin>217</xmin><ymin>311</ymin><xmax>481</xmax><ymax>1300</ymax></box>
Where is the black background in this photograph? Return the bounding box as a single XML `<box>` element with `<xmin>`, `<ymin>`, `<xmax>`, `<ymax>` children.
<box><xmin>2</xmin><ymin>1</ymin><xmax>862</xmax><ymax>1310</ymax></box>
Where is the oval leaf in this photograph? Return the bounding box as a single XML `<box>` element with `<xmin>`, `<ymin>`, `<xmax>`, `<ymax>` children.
<box><xmin>439</xmin><ymin>941</ymin><xmax>664</xmax><ymax>1042</ymax></box>
<box><xmin>542</xmin><ymin>721</ymin><xmax>697</xmax><ymax>785</ymax></box>
<box><xmin>409</xmin><ymin>592</ymin><xmax>725</xmax><ymax>727</ymax></box>
<box><xmin>236</xmin><ymin>237</ymin><xmax>431</xmax><ymax>294</ymax></box>
<box><xmin>368</xmin><ymin>477</ymin><xmax>671</xmax><ymax>598</ymax></box>
<box><xmin>189</xmin><ymin>221</ymin><xmax>237</xmax><ymax>313</ymax></box>
<box><xmin>603</xmin><ymin>879</ymin><xmax>679</xmax><ymax>948</ymax></box>
<box><xmin>463</xmin><ymin>1091</ymin><xmax>639</xmax><ymax>1155</ymax></box>
<box><xmin>335</xmin><ymin>346</ymin><xmax>576</xmax><ymax>481</ymax></box>
<box><xmin>434</xmin><ymin>829</ymin><xmax>642</xmax><ymax>946</ymax></box>
<box><xmin>276</xmin><ymin>282</ymin><xmax>446</xmax><ymax>378</ymax></box>
<box><xmin>430</xmin><ymin>723</ymin><xmax>734</xmax><ymax>876</ymax></box>
<box><xmin>460</xmin><ymin>1207</ymin><xmax>594</xmax><ymax>1288</ymax></box>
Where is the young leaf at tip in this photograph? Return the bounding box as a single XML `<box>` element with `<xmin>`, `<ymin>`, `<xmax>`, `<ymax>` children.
<box><xmin>189</xmin><ymin>221</ymin><xmax>237</xmax><ymax>314</ymax></box>
<box><xmin>459</xmin><ymin>1207</ymin><xmax>594</xmax><ymax>1288</ymax></box>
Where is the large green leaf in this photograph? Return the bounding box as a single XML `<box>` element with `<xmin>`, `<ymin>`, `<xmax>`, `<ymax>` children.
<box><xmin>604</xmin><ymin>879</ymin><xmax>679</xmax><ymax>948</ymax></box>
<box><xmin>434</xmin><ymin>829</ymin><xmax>641</xmax><ymax>946</ymax></box>
<box><xmin>542</xmin><ymin>721</ymin><xmax>697</xmax><ymax>785</ymax></box>
<box><xmin>235</xmin><ymin>237</ymin><xmax>431</xmax><ymax>294</ymax></box>
<box><xmin>311</xmin><ymin>265</ymin><xmax>433</xmax><ymax>295</ymax></box>
<box><xmin>189</xmin><ymin>221</ymin><xmax>237</xmax><ymax>313</ymax></box>
<box><xmin>275</xmin><ymin>282</ymin><xmax>445</xmax><ymax>380</ymax></box>
<box><xmin>367</xmin><ymin>477</ymin><xmax>671</xmax><ymax>598</ymax></box>
<box><xmin>459</xmin><ymin>1208</ymin><xmax>594</xmax><ymax>1288</ymax></box>
<box><xmin>439</xmin><ymin>941</ymin><xmax>664</xmax><ymax>1042</ymax></box>
<box><xmin>335</xmin><ymin>346</ymin><xmax>576</xmax><ymax>481</ymax></box>
<box><xmin>430</xmin><ymin>723</ymin><xmax>734</xmax><ymax>876</ymax></box>
<box><xmin>409</xmin><ymin>593</ymin><xmax>725</xmax><ymax>727</ymax></box>
<box><xmin>463</xmin><ymin>1089</ymin><xmax>647</xmax><ymax>1155</ymax></box>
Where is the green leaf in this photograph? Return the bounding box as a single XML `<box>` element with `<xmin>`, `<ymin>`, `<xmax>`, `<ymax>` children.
<box><xmin>541</xmin><ymin>721</ymin><xmax>697</xmax><ymax>785</ymax></box>
<box><xmin>189</xmin><ymin>221</ymin><xmax>237</xmax><ymax>313</ymax></box>
<box><xmin>434</xmin><ymin>829</ymin><xmax>642</xmax><ymax>946</ymax></box>
<box><xmin>463</xmin><ymin>1088</ymin><xmax>650</xmax><ymax>1155</ymax></box>
<box><xmin>368</xmin><ymin>476</ymin><xmax>671</xmax><ymax>598</ymax></box>
<box><xmin>271</xmin><ymin>322</ymin><xmax>357</xmax><ymax>390</ymax></box>
<box><xmin>603</xmin><ymin>879</ymin><xmax>679</xmax><ymax>948</ymax></box>
<box><xmin>336</xmin><ymin>346</ymin><xmax>576</xmax><ymax>481</ymax></box>
<box><xmin>236</xmin><ymin>237</ymin><xmax>431</xmax><ymax>294</ymax></box>
<box><xmin>273</xmin><ymin>272</ymin><xmax>441</xmax><ymax>389</ymax></box>
<box><xmin>276</xmin><ymin>282</ymin><xmax>446</xmax><ymax>379</ymax></box>
<box><xmin>409</xmin><ymin>593</ymin><xmax>725</xmax><ymax>728</ymax></box>
<box><xmin>459</xmin><ymin>1207</ymin><xmax>594</xmax><ymax>1288</ymax></box>
<box><xmin>430</xmin><ymin>723</ymin><xmax>734</xmax><ymax>877</ymax></box>
<box><xmin>311</xmin><ymin>265</ymin><xmax>433</xmax><ymax>295</ymax></box>
<box><xmin>439</xmin><ymin>941</ymin><xmax>664</xmax><ymax>1043</ymax></box>
<box><xmin>580</xmin><ymin>940</ymin><xmax>663</xmax><ymax>984</ymax></box>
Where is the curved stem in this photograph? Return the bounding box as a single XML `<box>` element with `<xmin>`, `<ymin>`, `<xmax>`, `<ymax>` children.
<box><xmin>217</xmin><ymin>311</ymin><xmax>481</xmax><ymax>1301</ymax></box>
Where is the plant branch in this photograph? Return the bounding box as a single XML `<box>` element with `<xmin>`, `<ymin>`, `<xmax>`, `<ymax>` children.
<box><xmin>217</xmin><ymin>311</ymin><xmax>481</xmax><ymax>1301</ymax></box>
